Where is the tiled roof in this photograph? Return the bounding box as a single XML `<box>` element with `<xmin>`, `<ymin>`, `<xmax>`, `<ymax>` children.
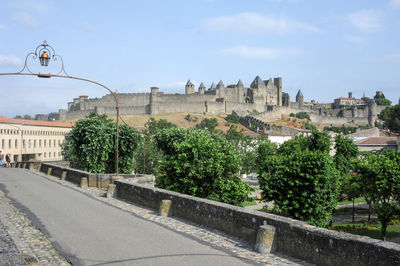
<box><xmin>0</xmin><ymin>116</ymin><xmax>73</xmax><ymax>128</ymax></box>
<box><xmin>355</xmin><ymin>136</ymin><xmax>398</xmax><ymax>145</ymax></box>
<box><xmin>186</xmin><ymin>79</ymin><xmax>194</xmax><ymax>86</ymax></box>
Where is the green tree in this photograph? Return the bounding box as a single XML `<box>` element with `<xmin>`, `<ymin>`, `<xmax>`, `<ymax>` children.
<box><xmin>23</xmin><ymin>114</ymin><xmax>33</xmax><ymax>120</ymax></box>
<box><xmin>63</xmin><ymin>113</ymin><xmax>139</xmax><ymax>174</ymax></box>
<box><xmin>145</xmin><ymin>117</ymin><xmax>176</xmax><ymax>135</ymax></box>
<box><xmin>257</xmin><ymin>149</ymin><xmax>340</xmax><ymax>226</ymax></box>
<box><xmin>375</xmin><ymin>98</ymin><xmax>392</xmax><ymax>106</ymax></box>
<box><xmin>341</xmin><ymin>174</ymin><xmax>361</xmax><ymax>222</ymax></box>
<box><xmin>356</xmin><ymin>151</ymin><xmax>400</xmax><ymax>240</ymax></box>
<box><xmin>134</xmin><ymin>118</ymin><xmax>177</xmax><ymax>175</ymax></box>
<box><xmin>279</xmin><ymin>130</ymin><xmax>331</xmax><ymax>155</ymax></box>
<box><xmin>295</xmin><ymin>112</ymin><xmax>311</xmax><ymax>121</ymax></box>
<box><xmin>225</xmin><ymin>112</ymin><xmax>240</xmax><ymax>124</ymax></box>
<box><xmin>334</xmin><ymin>135</ymin><xmax>359</xmax><ymax>176</ymax></box>
<box><xmin>155</xmin><ymin>128</ymin><xmax>250</xmax><ymax>206</ymax></box>
<box><xmin>378</xmin><ymin>104</ymin><xmax>400</xmax><ymax>133</ymax></box>
<box><xmin>196</xmin><ymin>118</ymin><xmax>219</xmax><ymax>131</ymax></box>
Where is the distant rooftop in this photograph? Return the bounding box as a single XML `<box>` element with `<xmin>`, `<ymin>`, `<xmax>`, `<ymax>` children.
<box><xmin>0</xmin><ymin>116</ymin><xmax>73</xmax><ymax>128</ymax></box>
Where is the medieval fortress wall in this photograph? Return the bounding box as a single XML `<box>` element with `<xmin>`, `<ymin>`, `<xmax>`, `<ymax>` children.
<box><xmin>58</xmin><ymin>75</ymin><xmax>383</xmax><ymax>127</ymax></box>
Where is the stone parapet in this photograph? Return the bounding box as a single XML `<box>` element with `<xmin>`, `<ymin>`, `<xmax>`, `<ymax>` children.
<box><xmin>14</xmin><ymin>162</ymin><xmax>154</xmax><ymax>188</ymax></box>
<box><xmin>115</xmin><ymin>180</ymin><xmax>400</xmax><ymax>266</ymax></box>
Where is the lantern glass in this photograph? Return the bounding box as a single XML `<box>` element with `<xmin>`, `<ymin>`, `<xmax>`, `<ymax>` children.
<box><xmin>40</xmin><ymin>56</ymin><xmax>50</xmax><ymax>66</ymax></box>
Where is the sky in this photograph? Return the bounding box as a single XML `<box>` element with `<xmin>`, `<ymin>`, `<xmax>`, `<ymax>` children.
<box><xmin>0</xmin><ymin>0</ymin><xmax>399</xmax><ymax>118</ymax></box>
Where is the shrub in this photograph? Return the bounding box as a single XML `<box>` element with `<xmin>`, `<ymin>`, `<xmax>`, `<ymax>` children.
<box><xmin>63</xmin><ymin>113</ymin><xmax>139</xmax><ymax>174</ymax></box>
<box><xmin>155</xmin><ymin>128</ymin><xmax>250</xmax><ymax>206</ymax></box>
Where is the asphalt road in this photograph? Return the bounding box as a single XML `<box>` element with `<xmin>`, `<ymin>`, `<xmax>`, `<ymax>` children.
<box><xmin>0</xmin><ymin>168</ymin><xmax>254</xmax><ymax>266</ymax></box>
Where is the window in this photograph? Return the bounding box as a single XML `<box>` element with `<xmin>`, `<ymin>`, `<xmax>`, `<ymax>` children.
<box><xmin>44</xmin><ymin>152</ymin><xmax>46</xmax><ymax>158</ymax></box>
<box><xmin>1</xmin><ymin>139</ymin><xmax>4</xmax><ymax>148</ymax></box>
<box><xmin>44</xmin><ymin>140</ymin><xmax>46</xmax><ymax>147</ymax></box>
<box><xmin>28</xmin><ymin>140</ymin><xmax>31</xmax><ymax>148</ymax></box>
<box><xmin>15</xmin><ymin>139</ymin><xmax>18</xmax><ymax>148</ymax></box>
<box><xmin>49</xmin><ymin>140</ymin><xmax>51</xmax><ymax>147</ymax></box>
<box><xmin>9</xmin><ymin>139</ymin><xmax>11</xmax><ymax>148</ymax></box>
<box><xmin>54</xmin><ymin>140</ymin><xmax>56</xmax><ymax>147</ymax></box>
<box><xmin>39</xmin><ymin>140</ymin><xmax>42</xmax><ymax>147</ymax></box>
<box><xmin>34</xmin><ymin>140</ymin><xmax>36</xmax><ymax>148</ymax></box>
<box><xmin>23</xmin><ymin>140</ymin><xmax>26</xmax><ymax>148</ymax></box>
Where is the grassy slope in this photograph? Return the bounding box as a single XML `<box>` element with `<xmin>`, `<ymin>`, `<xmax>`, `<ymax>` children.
<box><xmin>62</xmin><ymin>113</ymin><xmax>249</xmax><ymax>133</ymax></box>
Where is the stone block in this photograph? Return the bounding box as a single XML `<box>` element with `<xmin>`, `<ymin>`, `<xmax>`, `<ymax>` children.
<box><xmin>159</xmin><ymin>199</ymin><xmax>172</xmax><ymax>217</ymax></box>
<box><xmin>255</xmin><ymin>224</ymin><xmax>277</xmax><ymax>254</ymax></box>
<box><xmin>80</xmin><ymin>177</ymin><xmax>88</xmax><ymax>188</ymax></box>
<box><xmin>107</xmin><ymin>184</ymin><xmax>116</xmax><ymax>198</ymax></box>
<box><xmin>47</xmin><ymin>168</ymin><xmax>52</xmax><ymax>175</ymax></box>
<box><xmin>61</xmin><ymin>171</ymin><xmax>67</xmax><ymax>181</ymax></box>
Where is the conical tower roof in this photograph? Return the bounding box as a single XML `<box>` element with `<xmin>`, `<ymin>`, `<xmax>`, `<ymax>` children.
<box><xmin>210</xmin><ymin>82</ymin><xmax>216</xmax><ymax>89</ymax></box>
<box><xmin>296</xmin><ymin>89</ymin><xmax>303</xmax><ymax>98</ymax></box>
<box><xmin>251</xmin><ymin>76</ymin><xmax>264</xmax><ymax>88</ymax></box>
<box><xmin>217</xmin><ymin>80</ymin><xmax>224</xmax><ymax>87</ymax></box>
<box><xmin>237</xmin><ymin>79</ymin><xmax>244</xmax><ymax>87</ymax></box>
<box><xmin>186</xmin><ymin>79</ymin><xmax>194</xmax><ymax>86</ymax></box>
<box><xmin>199</xmin><ymin>82</ymin><xmax>206</xmax><ymax>89</ymax></box>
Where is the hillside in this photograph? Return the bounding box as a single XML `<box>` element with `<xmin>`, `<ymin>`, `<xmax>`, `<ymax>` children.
<box><xmin>62</xmin><ymin>113</ymin><xmax>249</xmax><ymax>133</ymax></box>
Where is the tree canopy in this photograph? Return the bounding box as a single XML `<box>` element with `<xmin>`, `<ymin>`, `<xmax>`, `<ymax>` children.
<box><xmin>378</xmin><ymin>104</ymin><xmax>400</xmax><ymax>133</ymax></box>
<box><xmin>63</xmin><ymin>113</ymin><xmax>139</xmax><ymax>174</ymax></box>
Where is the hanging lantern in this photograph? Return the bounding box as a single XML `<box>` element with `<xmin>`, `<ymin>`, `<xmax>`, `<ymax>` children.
<box><xmin>39</xmin><ymin>51</ymin><xmax>50</xmax><ymax>66</ymax></box>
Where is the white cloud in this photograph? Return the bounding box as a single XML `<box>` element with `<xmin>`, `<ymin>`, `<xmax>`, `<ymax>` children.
<box><xmin>347</xmin><ymin>9</ymin><xmax>383</xmax><ymax>33</ymax></box>
<box><xmin>342</xmin><ymin>35</ymin><xmax>366</xmax><ymax>44</ymax></box>
<box><xmin>201</xmin><ymin>12</ymin><xmax>321</xmax><ymax>34</ymax></box>
<box><xmin>218</xmin><ymin>45</ymin><xmax>297</xmax><ymax>59</ymax></box>
<box><xmin>12</xmin><ymin>12</ymin><xmax>39</xmax><ymax>28</ymax></box>
<box><xmin>389</xmin><ymin>0</ymin><xmax>400</xmax><ymax>9</ymax></box>
<box><xmin>0</xmin><ymin>55</ymin><xmax>23</xmax><ymax>66</ymax></box>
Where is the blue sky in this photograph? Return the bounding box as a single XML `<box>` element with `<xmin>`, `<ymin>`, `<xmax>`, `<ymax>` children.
<box><xmin>0</xmin><ymin>0</ymin><xmax>399</xmax><ymax>117</ymax></box>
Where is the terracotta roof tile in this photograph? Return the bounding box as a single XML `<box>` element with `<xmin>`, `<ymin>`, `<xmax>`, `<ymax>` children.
<box><xmin>0</xmin><ymin>116</ymin><xmax>73</xmax><ymax>128</ymax></box>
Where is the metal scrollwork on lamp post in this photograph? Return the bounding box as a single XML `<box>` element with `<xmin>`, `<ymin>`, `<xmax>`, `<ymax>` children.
<box><xmin>0</xmin><ymin>40</ymin><xmax>120</xmax><ymax>175</ymax></box>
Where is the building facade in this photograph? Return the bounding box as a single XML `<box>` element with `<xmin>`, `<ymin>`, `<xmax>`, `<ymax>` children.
<box><xmin>0</xmin><ymin>116</ymin><xmax>72</xmax><ymax>162</ymax></box>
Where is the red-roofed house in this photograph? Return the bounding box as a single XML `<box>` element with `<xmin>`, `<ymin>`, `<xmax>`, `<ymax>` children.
<box><xmin>0</xmin><ymin>116</ymin><xmax>73</xmax><ymax>162</ymax></box>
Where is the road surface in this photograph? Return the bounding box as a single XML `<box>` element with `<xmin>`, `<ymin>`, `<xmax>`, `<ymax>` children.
<box><xmin>0</xmin><ymin>168</ymin><xmax>255</xmax><ymax>265</ymax></box>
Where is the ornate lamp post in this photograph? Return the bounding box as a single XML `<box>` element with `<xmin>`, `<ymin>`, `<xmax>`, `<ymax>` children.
<box><xmin>0</xmin><ymin>40</ymin><xmax>120</xmax><ymax>175</ymax></box>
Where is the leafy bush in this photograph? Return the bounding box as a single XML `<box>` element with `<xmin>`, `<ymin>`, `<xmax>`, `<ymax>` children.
<box><xmin>196</xmin><ymin>118</ymin><xmax>219</xmax><ymax>131</ymax></box>
<box><xmin>257</xmin><ymin>149</ymin><xmax>340</xmax><ymax>226</ymax></box>
<box><xmin>225</xmin><ymin>112</ymin><xmax>240</xmax><ymax>124</ymax></box>
<box><xmin>375</xmin><ymin>98</ymin><xmax>392</xmax><ymax>106</ymax></box>
<box><xmin>295</xmin><ymin>112</ymin><xmax>311</xmax><ymax>121</ymax></box>
<box><xmin>356</xmin><ymin>151</ymin><xmax>400</xmax><ymax>240</ymax></box>
<box><xmin>378</xmin><ymin>104</ymin><xmax>400</xmax><ymax>133</ymax></box>
<box><xmin>155</xmin><ymin>128</ymin><xmax>250</xmax><ymax>206</ymax></box>
<box><xmin>63</xmin><ymin>113</ymin><xmax>139</xmax><ymax>174</ymax></box>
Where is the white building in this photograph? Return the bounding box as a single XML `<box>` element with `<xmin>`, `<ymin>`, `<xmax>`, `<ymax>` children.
<box><xmin>0</xmin><ymin>116</ymin><xmax>72</xmax><ymax>162</ymax></box>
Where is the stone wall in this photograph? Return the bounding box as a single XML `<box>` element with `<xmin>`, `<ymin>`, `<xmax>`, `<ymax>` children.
<box><xmin>14</xmin><ymin>161</ymin><xmax>152</xmax><ymax>188</ymax></box>
<box><xmin>115</xmin><ymin>180</ymin><xmax>400</xmax><ymax>266</ymax></box>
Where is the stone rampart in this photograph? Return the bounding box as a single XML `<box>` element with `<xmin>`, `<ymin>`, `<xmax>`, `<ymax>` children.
<box><xmin>115</xmin><ymin>180</ymin><xmax>400</xmax><ymax>266</ymax></box>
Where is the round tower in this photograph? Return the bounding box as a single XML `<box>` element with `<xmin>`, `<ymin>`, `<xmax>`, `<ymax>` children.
<box><xmin>198</xmin><ymin>82</ymin><xmax>206</xmax><ymax>94</ymax></box>
<box><xmin>368</xmin><ymin>99</ymin><xmax>377</xmax><ymax>127</ymax></box>
<box><xmin>185</xmin><ymin>80</ymin><xmax>195</xmax><ymax>95</ymax></box>
<box><xmin>296</xmin><ymin>89</ymin><xmax>304</xmax><ymax>108</ymax></box>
